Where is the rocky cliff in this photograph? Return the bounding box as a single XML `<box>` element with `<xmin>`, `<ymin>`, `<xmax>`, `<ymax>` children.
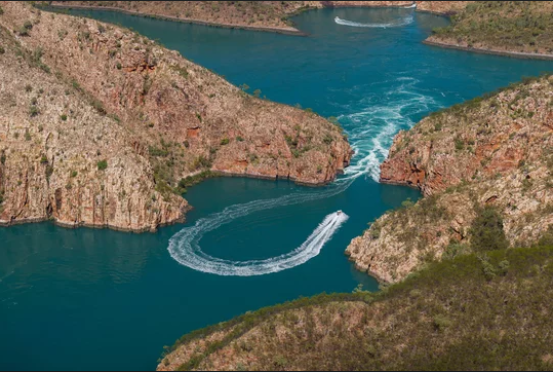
<box><xmin>50</xmin><ymin>1</ymin><xmax>472</xmax><ymax>34</ymax></box>
<box><xmin>0</xmin><ymin>2</ymin><xmax>352</xmax><ymax>231</ymax></box>
<box><xmin>347</xmin><ymin>75</ymin><xmax>553</xmax><ymax>283</ymax></box>
<box><xmin>157</xmin><ymin>246</ymin><xmax>553</xmax><ymax>371</ymax></box>
<box><xmin>426</xmin><ymin>1</ymin><xmax>553</xmax><ymax>59</ymax></box>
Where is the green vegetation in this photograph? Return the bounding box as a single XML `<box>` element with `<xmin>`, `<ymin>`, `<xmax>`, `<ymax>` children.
<box><xmin>432</xmin><ymin>2</ymin><xmax>553</xmax><ymax>54</ymax></box>
<box><xmin>149</xmin><ymin>145</ymin><xmax>169</xmax><ymax>157</ymax></box>
<box><xmin>175</xmin><ymin>171</ymin><xmax>218</xmax><ymax>195</ymax></box>
<box><xmin>0</xmin><ymin>6</ymin><xmax>4</xmax><ymax>16</ymax></box>
<box><xmin>97</xmin><ymin>160</ymin><xmax>108</xmax><ymax>171</ymax></box>
<box><xmin>165</xmin><ymin>246</ymin><xmax>553</xmax><ymax>371</ymax></box>
<box><xmin>220</xmin><ymin>138</ymin><xmax>230</xmax><ymax>146</ymax></box>
<box><xmin>0</xmin><ymin>46</ymin><xmax>4</xmax><ymax>55</ymax></box>
<box><xmin>170</xmin><ymin>65</ymin><xmax>189</xmax><ymax>79</ymax></box>
<box><xmin>60</xmin><ymin>114</ymin><xmax>67</xmax><ymax>121</ymax></box>
<box><xmin>29</xmin><ymin>104</ymin><xmax>39</xmax><ymax>117</ymax></box>
<box><xmin>470</xmin><ymin>206</ymin><xmax>510</xmax><ymax>253</ymax></box>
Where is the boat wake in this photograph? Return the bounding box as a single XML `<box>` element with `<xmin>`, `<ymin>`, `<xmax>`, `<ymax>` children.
<box><xmin>168</xmin><ymin>75</ymin><xmax>439</xmax><ymax>276</ymax></box>
<box><xmin>169</xmin><ymin>208</ymin><xmax>349</xmax><ymax>276</ymax></box>
<box><xmin>334</xmin><ymin>15</ymin><xmax>414</xmax><ymax>28</ymax></box>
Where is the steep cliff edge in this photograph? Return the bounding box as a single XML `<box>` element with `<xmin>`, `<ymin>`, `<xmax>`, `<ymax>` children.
<box><xmin>157</xmin><ymin>246</ymin><xmax>553</xmax><ymax>371</ymax></box>
<box><xmin>0</xmin><ymin>2</ymin><xmax>352</xmax><ymax>231</ymax></box>
<box><xmin>426</xmin><ymin>1</ymin><xmax>553</xmax><ymax>60</ymax></box>
<box><xmin>347</xmin><ymin>75</ymin><xmax>553</xmax><ymax>283</ymax></box>
<box><xmin>49</xmin><ymin>1</ymin><xmax>472</xmax><ymax>34</ymax></box>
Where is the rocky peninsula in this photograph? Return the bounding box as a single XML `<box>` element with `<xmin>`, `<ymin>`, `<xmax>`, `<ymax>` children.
<box><xmin>0</xmin><ymin>2</ymin><xmax>352</xmax><ymax>232</ymax></box>
<box><xmin>426</xmin><ymin>1</ymin><xmax>553</xmax><ymax>60</ymax></box>
<box><xmin>50</xmin><ymin>1</ymin><xmax>472</xmax><ymax>34</ymax></box>
<box><xmin>347</xmin><ymin>75</ymin><xmax>553</xmax><ymax>283</ymax></box>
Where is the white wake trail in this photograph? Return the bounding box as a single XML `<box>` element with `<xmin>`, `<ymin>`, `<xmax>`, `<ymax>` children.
<box><xmin>169</xmin><ymin>210</ymin><xmax>349</xmax><ymax>276</ymax></box>
<box><xmin>334</xmin><ymin>15</ymin><xmax>414</xmax><ymax>28</ymax></box>
<box><xmin>168</xmin><ymin>177</ymin><xmax>357</xmax><ymax>276</ymax></box>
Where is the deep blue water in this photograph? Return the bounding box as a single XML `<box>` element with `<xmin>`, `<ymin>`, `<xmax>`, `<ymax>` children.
<box><xmin>1</xmin><ymin>6</ymin><xmax>552</xmax><ymax>371</ymax></box>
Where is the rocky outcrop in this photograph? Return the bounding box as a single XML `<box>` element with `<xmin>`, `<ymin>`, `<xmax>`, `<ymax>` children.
<box><xmin>347</xmin><ymin>75</ymin><xmax>553</xmax><ymax>283</ymax></box>
<box><xmin>50</xmin><ymin>1</ymin><xmax>473</xmax><ymax>35</ymax></box>
<box><xmin>157</xmin><ymin>247</ymin><xmax>553</xmax><ymax>371</ymax></box>
<box><xmin>0</xmin><ymin>2</ymin><xmax>352</xmax><ymax>231</ymax></box>
<box><xmin>426</xmin><ymin>2</ymin><xmax>553</xmax><ymax>59</ymax></box>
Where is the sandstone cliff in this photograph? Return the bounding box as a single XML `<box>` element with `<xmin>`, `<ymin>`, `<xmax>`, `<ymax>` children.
<box><xmin>426</xmin><ymin>1</ymin><xmax>553</xmax><ymax>59</ymax></box>
<box><xmin>157</xmin><ymin>246</ymin><xmax>553</xmax><ymax>371</ymax></box>
<box><xmin>0</xmin><ymin>2</ymin><xmax>352</xmax><ymax>231</ymax></box>
<box><xmin>347</xmin><ymin>75</ymin><xmax>553</xmax><ymax>283</ymax></box>
<box><xmin>50</xmin><ymin>1</ymin><xmax>472</xmax><ymax>34</ymax></box>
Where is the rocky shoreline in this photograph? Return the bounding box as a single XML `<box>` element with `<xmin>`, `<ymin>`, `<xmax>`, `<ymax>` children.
<box><xmin>46</xmin><ymin>3</ymin><xmax>308</xmax><ymax>36</ymax></box>
<box><xmin>346</xmin><ymin>75</ymin><xmax>553</xmax><ymax>283</ymax></box>
<box><xmin>424</xmin><ymin>37</ymin><xmax>553</xmax><ymax>61</ymax></box>
<box><xmin>0</xmin><ymin>2</ymin><xmax>351</xmax><ymax>233</ymax></box>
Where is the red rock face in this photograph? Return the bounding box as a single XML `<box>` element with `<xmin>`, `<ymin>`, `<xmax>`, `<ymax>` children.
<box><xmin>347</xmin><ymin>76</ymin><xmax>553</xmax><ymax>284</ymax></box>
<box><xmin>0</xmin><ymin>2</ymin><xmax>352</xmax><ymax>232</ymax></box>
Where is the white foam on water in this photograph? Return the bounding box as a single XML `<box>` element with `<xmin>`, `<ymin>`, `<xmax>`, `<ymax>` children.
<box><xmin>168</xmin><ymin>73</ymin><xmax>439</xmax><ymax>276</ymax></box>
<box><xmin>334</xmin><ymin>15</ymin><xmax>414</xmax><ymax>28</ymax></box>
<box><xmin>341</xmin><ymin>78</ymin><xmax>438</xmax><ymax>182</ymax></box>
<box><xmin>404</xmin><ymin>3</ymin><xmax>417</xmax><ymax>9</ymax></box>
<box><xmin>169</xmin><ymin>207</ymin><xmax>349</xmax><ymax>276</ymax></box>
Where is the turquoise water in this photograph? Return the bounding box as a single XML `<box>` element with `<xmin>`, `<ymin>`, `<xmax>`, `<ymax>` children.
<box><xmin>2</xmin><ymin>6</ymin><xmax>553</xmax><ymax>371</ymax></box>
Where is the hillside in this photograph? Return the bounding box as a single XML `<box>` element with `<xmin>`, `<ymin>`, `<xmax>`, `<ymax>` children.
<box><xmin>49</xmin><ymin>1</ymin><xmax>472</xmax><ymax>34</ymax></box>
<box><xmin>0</xmin><ymin>2</ymin><xmax>351</xmax><ymax>231</ymax></box>
<box><xmin>158</xmin><ymin>246</ymin><xmax>553</xmax><ymax>371</ymax></box>
<box><xmin>427</xmin><ymin>1</ymin><xmax>553</xmax><ymax>59</ymax></box>
<box><xmin>347</xmin><ymin>75</ymin><xmax>553</xmax><ymax>283</ymax></box>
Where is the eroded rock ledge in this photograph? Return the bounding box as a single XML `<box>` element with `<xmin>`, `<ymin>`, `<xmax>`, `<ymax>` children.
<box><xmin>0</xmin><ymin>2</ymin><xmax>352</xmax><ymax>232</ymax></box>
<box><xmin>347</xmin><ymin>75</ymin><xmax>553</xmax><ymax>283</ymax></box>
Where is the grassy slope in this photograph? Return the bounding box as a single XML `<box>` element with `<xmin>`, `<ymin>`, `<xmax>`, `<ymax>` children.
<box><xmin>430</xmin><ymin>1</ymin><xmax>553</xmax><ymax>55</ymax></box>
<box><xmin>160</xmin><ymin>245</ymin><xmax>553</xmax><ymax>371</ymax></box>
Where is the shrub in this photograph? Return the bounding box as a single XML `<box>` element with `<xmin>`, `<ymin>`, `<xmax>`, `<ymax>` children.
<box><xmin>24</xmin><ymin>129</ymin><xmax>31</xmax><ymax>141</ymax></box>
<box><xmin>538</xmin><ymin>226</ymin><xmax>553</xmax><ymax>246</ymax></box>
<box><xmin>60</xmin><ymin>114</ymin><xmax>67</xmax><ymax>121</ymax></box>
<box><xmin>470</xmin><ymin>206</ymin><xmax>509</xmax><ymax>252</ymax></box>
<box><xmin>220</xmin><ymin>138</ymin><xmax>230</xmax><ymax>146</ymax></box>
<box><xmin>454</xmin><ymin>137</ymin><xmax>465</xmax><ymax>151</ymax></box>
<box><xmin>70</xmin><ymin>170</ymin><xmax>78</xmax><ymax>178</ymax></box>
<box><xmin>29</xmin><ymin>105</ymin><xmax>39</xmax><ymax>117</ymax></box>
<box><xmin>0</xmin><ymin>6</ymin><xmax>3</xmax><ymax>16</ymax></box>
<box><xmin>0</xmin><ymin>46</ymin><xmax>4</xmax><ymax>55</ymax></box>
<box><xmin>116</xmin><ymin>62</ymin><xmax>122</xmax><ymax>70</ymax></box>
<box><xmin>236</xmin><ymin>136</ymin><xmax>244</xmax><ymax>142</ymax></box>
<box><xmin>323</xmin><ymin>134</ymin><xmax>333</xmax><ymax>145</ymax></box>
<box><xmin>97</xmin><ymin>160</ymin><xmax>108</xmax><ymax>171</ymax></box>
<box><xmin>23</xmin><ymin>21</ymin><xmax>33</xmax><ymax>30</ymax></box>
<box><xmin>40</xmin><ymin>155</ymin><xmax>48</xmax><ymax>165</ymax></box>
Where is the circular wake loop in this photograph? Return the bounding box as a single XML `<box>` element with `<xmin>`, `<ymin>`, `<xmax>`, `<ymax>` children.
<box><xmin>168</xmin><ymin>178</ymin><xmax>356</xmax><ymax>276</ymax></box>
<box><xmin>168</xmin><ymin>211</ymin><xmax>349</xmax><ymax>276</ymax></box>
